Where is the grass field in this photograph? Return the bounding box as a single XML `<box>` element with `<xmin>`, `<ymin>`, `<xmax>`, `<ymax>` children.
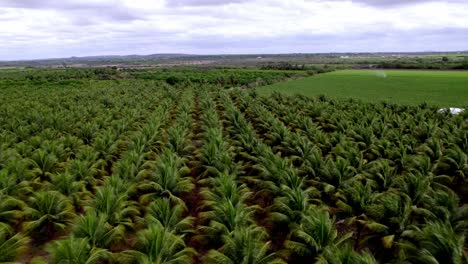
<box><xmin>258</xmin><ymin>70</ymin><xmax>468</xmax><ymax>107</ymax></box>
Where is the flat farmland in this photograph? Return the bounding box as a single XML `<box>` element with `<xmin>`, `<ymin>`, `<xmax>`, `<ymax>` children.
<box><xmin>258</xmin><ymin>70</ymin><xmax>468</xmax><ymax>107</ymax></box>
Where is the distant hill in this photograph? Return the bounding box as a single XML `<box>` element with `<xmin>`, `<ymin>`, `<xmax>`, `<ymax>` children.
<box><xmin>66</xmin><ymin>54</ymin><xmax>192</xmax><ymax>60</ymax></box>
<box><xmin>1</xmin><ymin>51</ymin><xmax>467</xmax><ymax>68</ymax></box>
<box><xmin>0</xmin><ymin>53</ymin><xmax>195</xmax><ymax>67</ymax></box>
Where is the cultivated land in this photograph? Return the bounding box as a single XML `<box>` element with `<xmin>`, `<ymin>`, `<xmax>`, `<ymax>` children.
<box><xmin>0</xmin><ymin>68</ymin><xmax>467</xmax><ymax>263</ymax></box>
<box><xmin>258</xmin><ymin>70</ymin><xmax>468</xmax><ymax>107</ymax></box>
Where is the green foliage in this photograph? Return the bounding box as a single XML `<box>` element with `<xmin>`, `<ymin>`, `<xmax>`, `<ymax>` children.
<box><xmin>125</xmin><ymin>222</ymin><xmax>196</xmax><ymax>263</ymax></box>
<box><xmin>0</xmin><ymin>223</ymin><xmax>30</xmax><ymax>263</ymax></box>
<box><xmin>45</xmin><ymin>237</ymin><xmax>108</xmax><ymax>264</ymax></box>
<box><xmin>205</xmin><ymin>226</ymin><xmax>284</xmax><ymax>264</ymax></box>
<box><xmin>285</xmin><ymin>207</ymin><xmax>350</xmax><ymax>260</ymax></box>
<box><xmin>24</xmin><ymin>191</ymin><xmax>75</xmax><ymax>238</ymax></box>
<box><xmin>0</xmin><ymin>69</ymin><xmax>466</xmax><ymax>263</ymax></box>
<box><xmin>73</xmin><ymin>210</ymin><xmax>124</xmax><ymax>249</ymax></box>
<box><xmin>145</xmin><ymin>198</ymin><xmax>194</xmax><ymax>234</ymax></box>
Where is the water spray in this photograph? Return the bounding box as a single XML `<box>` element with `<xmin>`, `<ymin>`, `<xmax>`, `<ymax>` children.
<box><xmin>376</xmin><ymin>71</ymin><xmax>387</xmax><ymax>78</ymax></box>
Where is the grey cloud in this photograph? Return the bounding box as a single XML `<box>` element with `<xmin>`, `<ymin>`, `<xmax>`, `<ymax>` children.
<box><xmin>2</xmin><ymin>26</ymin><xmax>468</xmax><ymax>60</ymax></box>
<box><xmin>341</xmin><ymin>0</ymin><xmax>467</xmax><ymax>7</ymax></box>
<box><xmin>174</xmin><ymin>26</ymin><xmax>468</xmax><ymax>54</ymax></box>
<box><xmin>0</xmin><ymin>0</ymin><xmax>141</xmax><ymax>21</ymax></box>
<box><xmin>124</xmin><ymin>27</ymin><xmax>468</xmax><ymax>54</ymax></box>
<box><xmin>168</xmin><ymin>0</ymin><xmax>249</xmax><ymax>6</ymax></box>
<box><xmin>0</xmin><ymin>0</ymin><xmax>115</xmax><ymax>9</ymax></box>
<box><xmin>1</xmin><ymin>0</ymin><xmax>468</xmax><ymax>60</ymax></box>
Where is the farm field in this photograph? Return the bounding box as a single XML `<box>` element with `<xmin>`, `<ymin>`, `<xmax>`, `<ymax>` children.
<box><xmin>258</xmin><ymin>70</ymin><xmax>468</xmax><ymax>107</ymax></box>
<box><xmin>0</xmin><ymin>74</ymin><xmax>467</xmax><ymax>263</ymax></box>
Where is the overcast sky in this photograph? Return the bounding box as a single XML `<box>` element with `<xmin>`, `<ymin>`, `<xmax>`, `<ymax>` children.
<box><xmin>0</xmin><ymin>0</ymin><xmax>467</xmax><ymax>60</ymax></box>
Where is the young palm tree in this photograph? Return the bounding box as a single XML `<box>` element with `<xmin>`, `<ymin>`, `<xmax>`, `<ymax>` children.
<box><xmin>73</xmin><ymin>210</ymin><xmax>124</xmax><ymax>250</ymax></box>
<box><xmin>399</xmin><ymin>220</ymin><xmax>465</xmax><ymax>264</ymax></box>
<box><xmin>253</xmin><ymin>145</ymin><xmax>300</xmax><ymax>188</ymax></box>
<box><xmin>0</xmin><ymin>168</ymin><xmax>33</xmax><ymax>198</ymax></box>
<box><xmin>398</xmin><ymin>171</ymin><xmax>432</xmax><ymax>206</ymax></box>
<box><xmin>126</xmin><ymin>134</ymin><xmax>150</xmax><ymax>156</ymax></box>
<box><xmin>320</xmin><ymin>157</ymin><xmax>357</xmax><ymax>192</ymax></box>
<box><xmin>200</xmin><ymin>173</ymin><xmax>250</xmax><ymax>208</ymax></box>
<box><xmin>200</xmin><ymin>199</ymin><xmax>257</xmax><ymax>237</ymax></box>
<box><xmin>77</xmin><ymin>122</ymin><xmax>99</xmax><ymax>145</ymax></box>
<box><xmin>49</xmin><ymin>172</ymin><xmax>89</xmax><ymax>210</ymax></box>
<box><xmin>317</xmin><ymin>244</ymin><xmax>378</xmax><ymax>264</ymax></box>
<box><xmin>139</xmin><ymin>149</ymin><xmax>193</xmax><ymax>203</ymax></box>
<box><xmin>205</xmin><ymin>226</ymin><xmax>285</xmax><ymax>264</ymax></box>
<box><xmin>287</xmin><ymin>134</ymin><xmax>323</xmax><ymax>178</ymax></box>
<box><xmin>364</xmin><ymin>191</ymin><xmax>413</xmax><ymax>239</ymax></box>
<box><xmin>417</xmin><ymin>138</ymin><xmax>443</xmax><ymax>162</ymax></box>
<box><xmin>424</xmin><ymin>190</ymin><xmax>467</xmax><ymax>233</ymax></box>
<box><xmin>145</xmin><ymin>198</ymin><xmax>194</xmax><ymax>234</ymax></box>
<box><xmin>0</xmin><ymin>194</ymin><xmax>25</xmax><ymax>226</ymax></box>
<box><xmin>44</xmin><ymin>236</ymin><xmax>108</xmax><ymax>264</ymax></box>
<box><xmin>60</xmin><ymin>134</ymin><xmax>83</xmax><ymax>160</ymax></box>
<box><xmin>92</xmin><ymin>184</ymin><xmax>138</xmax><ymax>228</ymax></box>
<box><xmin>338</xmin><ymin>180</ymin><xmax>375</xmax><ymax>217</ymax></box>
<box><xmin>438</xmin><ymin>146</ymin><xmax>468</xmax><ymax>195</ymax></box>
<box><xmin>0</xmin><ymin>223</ymin><xmax>30</xmax><ymax>263</ymax></box>
<box><xmin>24</xmin><ymin>190</ymin><xmax>75</xmax><ymax>240</ymax></box>
<box><xmin>113</xmin><ymin>151</ymin><xmax>151</xmax><ymax>182</ymax></box>
<box><xmin>67</xmin><ymin>158</ymin><xmax>100</xmax><ymax>187</ymax></box>
<box><xmin>363</xmin><ymin>159</ymin><xmax>398</xmax><ymax>191</ymax></box>
<box><xmin>28</xmin><ymin>149</ymin><xmax>59</xmax><ymax>181</ymax></box>
<box><xmin>167</xmin><ymin>126</ymin><xmax>192</xmax><ymax>157</ymax></box>
<box><xmin>41</xmin><ymin>138</ymin><xmax>68</xmax><ymax>160</ymax></box>
<box><xmin>331</xmin><ymin>141</ymin><xmax>365</xmax><ymax>171</ymax></box>
<box><xmin>285</xmin><ymin>207</ymin><xmax>351</xmax><ymax>262</ymax></box>
<box><xmin>199</xmin><ymin>130</ymin><xmax>238</xmax><ymax>177</ymax></box>
<box><xmin>124</xmin><ymin>222</ymin><xmax>196</xmax><ymax>263</ymax></box>
<box><xmin>268</xmin><ymin>185</ymin><xmax>318</xmax><ymax>226</ymax></box>
<box><xmin>92</xmin><ymin>129</ymin><xmax>119</xmax><ymax>167</ymax></box>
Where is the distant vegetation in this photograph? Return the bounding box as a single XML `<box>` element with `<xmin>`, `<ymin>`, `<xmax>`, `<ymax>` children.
<box><xmin>131</xmin><ymin>67</ymin><xmax>309</xmax><ymax>88</ymax></box>
<box><xmin>373</xmin><ymin>55</ymin><xmax>468</xmax><ymax>70</ymax></box>
<box><xmin>0</xmin><ymin>67</ymin><xmax>309</xmax><ymax>89</ymax></box>
<box><xmin>1</xmin><ymin>52</ymin><xmax>467</xmax><ymax>70</ymax></box>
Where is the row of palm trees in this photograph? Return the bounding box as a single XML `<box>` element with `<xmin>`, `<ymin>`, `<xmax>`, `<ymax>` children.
<box><xmin>122</xmin><ymin>89</ymin><xmax>197</xmax><ymax>263</ymax></box>
<box><xmin>194</xmin><ymin>91</ymin><xmax>284</xmax><ymax>263</ymax></box>
<box><xmin>237</xmin><ymin>90</ymin><xmax>467</xmax><ymax>263</ymax></box>
<box><xmin>220</xmin><ymin>91</ymin><xmax>379</xmax><ymax>263</ymax></box>
<box><xmin>0</xmin><ymin>83</ymin><xmax>172</xmax><ymax>261</ymax></box>
<box><xmin>0</xmin><ymin>82</ymin><xmax>188</xmax><ymax>262</ymax></box>
<box><xmin>33</xmin><ymin>88</ymin><xmax>200</xmax><ymax>263</ymax></box>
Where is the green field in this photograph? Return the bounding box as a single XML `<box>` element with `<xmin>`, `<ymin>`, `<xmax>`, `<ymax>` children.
<box><xmin>258</xmin><ymin>70</ymin><xmax>468</xmax><ymax>107</ymax></box>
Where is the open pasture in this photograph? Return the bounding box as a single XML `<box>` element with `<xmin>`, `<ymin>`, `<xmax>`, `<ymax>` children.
<box><xmin>258</xmin><ymin>70</ymin><xmax>468</xmax><ymax>107</ymax></box>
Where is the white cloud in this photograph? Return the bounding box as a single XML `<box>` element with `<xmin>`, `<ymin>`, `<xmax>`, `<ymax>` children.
<box><xmin>0</xmin><ymin>0</ymin><xmax>467</xmax><ymax>60</ymax></box>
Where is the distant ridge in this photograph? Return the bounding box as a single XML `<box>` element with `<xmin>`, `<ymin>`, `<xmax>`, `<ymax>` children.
<box><xmin>0</xmin><ymin>51</ymin><xmax>466</xmax><ymax>68</ymax></box>
<box><xmin>67</xmin><ymin>53</ymin><xmax>192</xmax><ymax>60</ymax></box>
<box><xmin>2</xmin><ymin>53</ymin><xmax>193</xmax><ymax>62</ymax></box>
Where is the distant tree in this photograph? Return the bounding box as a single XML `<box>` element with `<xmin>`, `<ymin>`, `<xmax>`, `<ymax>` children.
<box><xmin>166</xmin><ymin>76</ymin><xmax>180</xmax><ymax>86</ymax></box>
<box><xmin>442</xmin><ymin>56</ymin><xmax>449</xmax><ymax>62</ymax></box>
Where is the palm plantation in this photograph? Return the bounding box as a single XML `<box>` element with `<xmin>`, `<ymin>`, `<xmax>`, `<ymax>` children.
<box><xmin>0</xmin><ymin>73</ymin><xmax>466</xmax><ymax>263</ymax></box>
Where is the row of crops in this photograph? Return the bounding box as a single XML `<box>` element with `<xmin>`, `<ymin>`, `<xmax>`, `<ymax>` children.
<box><xmin>0</xmin><ymin>67</ymin><xmax>308</xmax><ymax>88</ymax></box>
<box><xmin>0</xmin><ymin>80</ymin><xmax>467</xmax><ymax>263</ymax></box>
